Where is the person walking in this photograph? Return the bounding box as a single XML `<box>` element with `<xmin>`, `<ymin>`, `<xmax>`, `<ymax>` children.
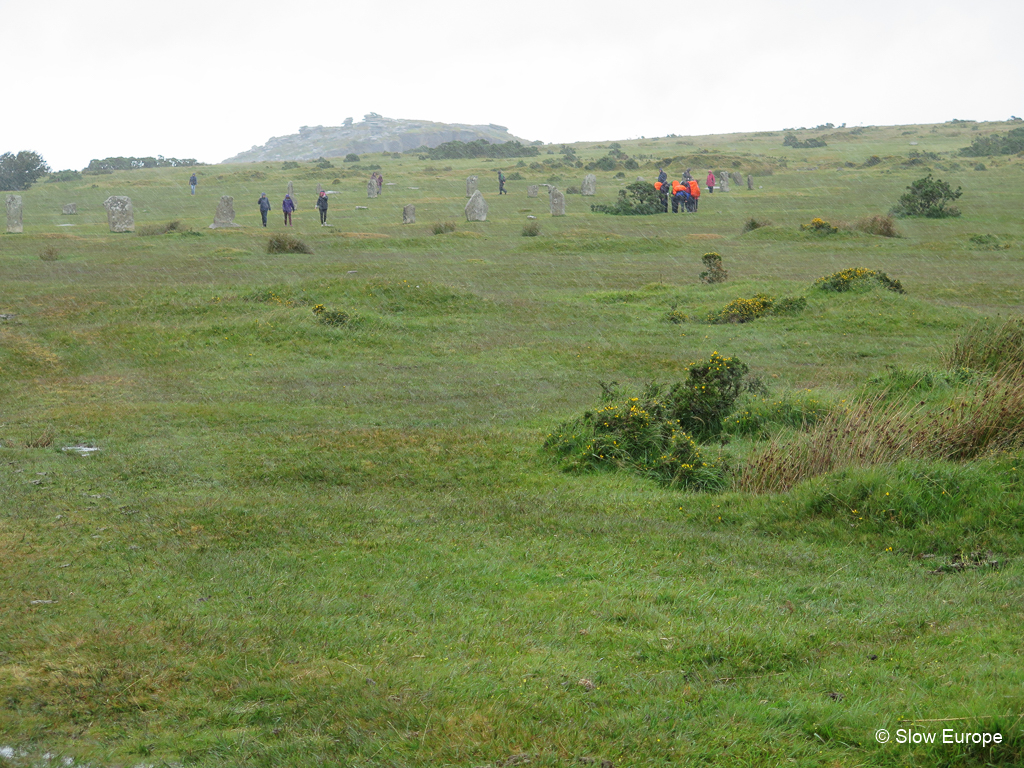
<box><xmin>377</xmin><ymin>172</ymin><xmax>384</xmax><ymax>194</ymax></box>
<box><xmin>688</xmin><ymin>179</ymin><xmax>701</xmax><ymax>212</ymax></box>
<box><xmin>282</xmin><ymin>194</ymin><xmax>295</xmax><ymax>226</ymax></box>
<box><xmin>316</xmin><ymin>190</ymin><xmax>329</xmax><ymax>225</ymax></box>
<box><xmin>497</xmin><ymin>170</ymin><xmax>507</xmax><ymax>195</ymax></box>
<box><xmin>706</xmin><ymin>171</ymin><xmax>715</xmax><ymax>194</ymax></box>
<box><xmin>257</xmin><ymin>193</ymin><xmax>271</xmax><ymax>227</ymax></box>
<box><xmin>189</xmin><ymin>172</ymin><xmax>197</xmax><ymax>195</ymax></box>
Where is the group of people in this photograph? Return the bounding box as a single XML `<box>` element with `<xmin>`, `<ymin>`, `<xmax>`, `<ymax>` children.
<box><xmin>655</xmin><ymin>168</ymin><xmax>713</xmax><ymax>213</ymax></box>
<box><xmin>257</xmin><ymin>191</ymin><xmax>330</xmax><ymax>227</ymax></box>
<box><xmin>370</xmin><ymin>171</ymin><xmax>384</xmax><ymax>194</ymax></box>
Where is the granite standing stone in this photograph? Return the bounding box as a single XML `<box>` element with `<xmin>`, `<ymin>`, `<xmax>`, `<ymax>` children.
<box><xmin>403</xmin><ymin>204</ymin><xmax>416</xmax><ymax>224</ymax></box>
<box><xmin>209</xmin><ymin>195</ymin><xmax>241</xmax><ymax>228</ymax></box>
<box><xmin>527</xmin><ymin>184</ymin><xmax>539</xmax><ymax>198</ymax></box>
<box><xmin>581</xmin><ymin>174</ymin><xmax>597</xmax><ymax>196</ymax></box>
<box><xmin>466</xmin><ymin>175</ymin><xmax>478</xmax><ymax>198</ymax></box>
<box><xmin>287</xmin><ymin>181</ymin><xmax>294</xmax><ymax>202</ymax></box>
<box><xmin>550</xmin><ymin>188</ymin><xmax>565</xmax><ymax>217</ymax></box>
<box><xmin>747</xmin><ymin>175</ymin><xmax>754</xmax><ymax>190</ymax></box>
<box><xmin>62</xmin><ymin>203</ymin><xmax>77</xmax><ymax>215</ymax></box>
<box><xmin>718</xmin><ymin>172</ymin><xmax>729</xmax><ymax>192</ymax></box>
<box><xmin>316</xmin><ymin>183</ymin><xmax>324</xmax><ymax>196</ymax></box>
<box><xmin>5</xmin><ymin>195</ymin><xmax>23</xmax><ymax>233</ymax></box>
<box><xmin>367</xmin><ymin>180</ymin><xmax>378</xmax><ymax>198</ymax></box>
<box><xmin>465</xmin><ymin>190</ymin><xmax>487</xmax><ymax>221</ymax></box>
<box><xmin>103</xmin><ymin>196</ymin><xmax>134</xmax><ymax>232</ymax></box>
<box><xmin>732</xmin><ymin>172</ymin><xmax>743</xmax><ymax>186</ymax></box>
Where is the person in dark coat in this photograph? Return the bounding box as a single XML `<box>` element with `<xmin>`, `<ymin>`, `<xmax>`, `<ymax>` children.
<box><xmin>189</xmin><ymin>173</ymin><xmax>197</xmax><ymax>195</ymax></box>
<box><xmin>497</xmin><ymin>170</ymin><xmax>507</xmax><ymax>194</ymax></box>
<box><xmin>316</xmin><ymin>190</ymin><xmax>329</xmax><ymax>225</ymax></box>
<box><xmin>258</xmin><ymin>193</ymin><xmax>271</xmax><ymax>227</ymax></box>
<box><xmin>657</xmin><ymin>168</ymin><xmax>668</xmax><ymax>185</ymax></box>
<box><xmin>282</xmin><ymin>194</ymin><xmax>295</xmax><ymax>226</ymax></box>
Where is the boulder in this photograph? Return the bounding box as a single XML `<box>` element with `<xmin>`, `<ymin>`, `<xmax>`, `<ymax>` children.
<box><xmin>465</xmin><ymin>190</ymin><xmax>487</xmax><ymax>221</ymax></box>
<box><xmin>62</xmin><ymin>203</ymin><xmax>77</xmax><ymax>215</ymax></box>
<box><xmin>209</xmin><ymin>195</ymin><xmax>241</xmax><ymax>228</ymax></box>
<box><xmin>103</xmin><ymin>196</ymin><xmax>134</xmax><ymax>232</ymax></box>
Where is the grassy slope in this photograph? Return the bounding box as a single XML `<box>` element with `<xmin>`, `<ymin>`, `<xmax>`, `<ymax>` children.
<box><xmin>1</xmin><ymin>121</ymin><xmax>1024</xmax><ymax>767</ymax></box>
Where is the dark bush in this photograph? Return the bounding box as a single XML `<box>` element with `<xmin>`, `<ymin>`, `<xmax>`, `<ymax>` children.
<box><xmin>45</xmin><ymin>169</ymin><xmax>81</xmax><ymax>183</ymax></box>
<box><xmin>959</xmin><ymin>126</ymin><xmax>1024</xmax><ymax>156</ymax></box>
<box><xmin>522</xmin><ymin>221</ymin><xmax>541</xmax><ymax>237</ymax></box>
<box><xmin>267</xmin><ymin>234</ymin><xmax>312</xmax><ymax>254</ymax></box>
<box><xmin>281</xmin><ymin>161</ymin><xmax>300</xmax><ymax>170</ymax></box>
<box><xmin>0</xmin><ymin>151</ymin><xmax>50</xmax><ymax>190</ymax></box>
<box><xmin>591</xmin><ymin>181</ymin><xmax>663</xmax><ymax>216</ymax></box>
<box><xmin>344</xmin><ymin>153</ymin><xmax>360</xmax><ymax>163</ymax></box>
<box><xmin>891</xmin><ymin>174</ymin><xmax>962</xmax><ymax>218</ymax></box>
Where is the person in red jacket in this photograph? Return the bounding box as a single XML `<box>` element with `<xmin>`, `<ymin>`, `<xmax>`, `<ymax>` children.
<box><xmin>706</xmin><ymin>171</ymin><xmax>715</xmax><ymax>194</ymax></box>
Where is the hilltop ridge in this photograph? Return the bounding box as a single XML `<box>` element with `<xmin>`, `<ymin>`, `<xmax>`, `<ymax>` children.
<box><xmin>222</xmin><ymin>114</ymin><xmax>533</xmax><ymax>163</ymax></box>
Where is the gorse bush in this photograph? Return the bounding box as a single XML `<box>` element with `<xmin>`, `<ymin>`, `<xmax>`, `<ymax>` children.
<box><xmin>699</xmin><ymin>252</ymin><xmax>728</xmax><ymax>284</ymax></box>
<box><xmin>708</xmin><ymin>294</ymin><xmax>774</xmax><ymax>324</ymax></box>
<box><xmin>545</xmin><ymin>352</ymin><xmax>751</xmax><ymax>487</ymax></box>
<box><xmin>891</xmin><ymin>174</ymin><xmax>962</xmax><ymax>218</ymax></box>
<box><xmin>312</xmin><ymin>304</ymin><xmax>350</xmax><ymax>326</ymax></box>
<box><xmin>591</xmin><ymin>181</ymin><xmax>663</xmax><ymax>216</ymax></box>
<box><xmin>814</xmin><ymin>268</ymin><xmax>905</xmax><ymax>294</ymax></box>
<box><xmin>267</xmin><ymin>234</ymin><xmax>312</xmax><ymax>254</ymax></box>
<box><xmin>800</xmin><ymin>217</ymin><xmax>839</xmax><ymax>234</ymax></box>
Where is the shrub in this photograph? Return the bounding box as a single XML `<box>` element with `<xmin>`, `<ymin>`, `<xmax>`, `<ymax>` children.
<box><xmin>967</xmin><ymin>233</ymin><xmax>1010</xmax><ymax>250</ymax></box>
<box><xmin>974</xmin><ymin>163</ymin><xmax>987</xmax><ymax>171</ymax></box>
<box><xmin>814</xmin><ymin>268</ymin><xmax>905</xmax><ymax>294</ymax></box>
<box><xmin>585</xmin><ymin>156</ymin><xmax>617</xmax><ymax>172</ymax></box>
<box><xmin>853</xmin><ymin>215</ymin><xmax>900</xmax><ymax>238</ymax></box>
<box><xmin>39</xmin><ymin>246</ymin><xmax>60</xmax><ymax>261</ymax></box>
<box><xmin>800</xmin><ymin>217</ymin><xmax>839</xmax><ymax>234</ymax></box>
<box><xmin>45</xmin><ymin>169</ymin><xmax>81</xmax><ymax>183</ymax></box>
<box><xmin>741</xmin><ymin>217</ymin><xmax>771</xmax><ymax>233</ymax></box>
<box><xmin>959</xmin><ymin>126</ymin><xmax>1024</xmax><ymax>156</ymax></box>
<box><xmin>507</xmin><ymin>171</ymin><xmax>523</xmax><ymax>181</ymax></box>
<box><xmin>624</xmin><ymin>158</ymin><xmax>639</xmax><ymax>170</ymax></box>
<box><xmin>344</xmin><ymin>154</ymin><xmax>360</xmax><ymax>163</ymax></box>
<box><xmin>281</xmin><ymin>161</ymin><xmax>300</xmax><ymax>170</ymax></box>
<box><xmin>783</xmin><ymin>133</ymin><xmax>827</xmax><ymax>149</ymax></box>
<box><xmin>699</xmin><ymin>252</ymin><xmax>727</xmax><ymax>284</ymax></box>
<box><xmin>267</xmin><ymin>234</ymin><xmax>312</xmax><ymax>254</ymax></box>
<box><xmin>0</xmin><ymin>150</ymin><xmax>50</xmax><ymax>191</ymax></box>
<box><xmin>312</xmin><ymin>304</ymin><xmax>350</xmax><ymax>326</ymax></box>
<box><xmin>521</xmin><ymin>221</ymin><xmax>541</xmax><ymax>237</ymax></box>
<box><xmin>432</xmin><ymin>221</ymin><xmax>457</xmax><ymax>235</ymax></box>
<box><xmin>614</xmin><ymin>172</ymin><xmax>626</xmax><ymax>179</ymax></box>
<box><xmin>772</xmin><ymin>296</ymin><xmax>807</xmax><ymax>315</ymax></box>
<box><xmin>708</xmin><ymin>294</ymin><xmax>775</xmax><ymax>324</ymax></box>
<box><xmin>863</xmin><ymin>155</ymin><xmax>882</xmax><ymax>167</ymax></box>
<box><xmin>315</xmin><ymin>157</ymin><xmax>334</xmax><ymax>169</ymax></box>
<box><xmin>591</xmin><ymin>181</ymin><xmax>663</xmax><ymax>216</ymax></box>
<box><xmin>944</xmin><ymin>316</ymin><xmax>1024</xmax><ymax>374</ymax></box>
<box><xmin>890</xmin><ymin>174</ymin><xmax>962</xmax><ymax>218</ymax></box>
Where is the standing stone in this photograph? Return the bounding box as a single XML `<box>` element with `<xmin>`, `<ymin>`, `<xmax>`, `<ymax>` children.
<box><xmin>209</xmin><ymin>195</ymin><xmax>241</xmax><ymax>228</ymax></box>
<box><xmin>581</xmin><ymin>174</ymin><xmax>597</xmax><ymax>196</ymax></box>
<box><xmin>403</xmin><ymin>204</ymin><xmax>416</xmax><ymax>224</ymax></box>
<box><xmin>466</xmin><ymin>175</ymin><xmax>478</xmax><ymax>198</ymax></box>
<box><xmin>62</xmin><ymin>203</ymin><xmax>77</xmax><ymax>215</ymax></box>
<box><xmin>316</xmin><ymin>183</ymin><xmax>324</xmax><ymax>196</ymax></box>
<box><xmin>465</xmin><ymin>190</ymin><xmax>487</xmax><ymax>221</ymax></box>
<box><xmin>732</xmin><ymin>172</ymin><xmax>743</xmax><ymax>186</ymax></box>
<box><xmin>287</xmin><ymin>181</ymin><xmax>294</xmax><ymax>201</ymax></box>
<box><xmin>527</xmin><ymin>184</ymin><xmax>539</xmax><ymax>198</ymax></box>
<box><xmin>5</xmin><ymin>195</ymin><xmax>23</xmax><ymax>233</ymax></box>
<box><xmin>718</xmin><ymin>172</ymin><xmax>729</xmax><ymax>192</ymax></box>
<box><xmin>367</xmin><ymin>180</ymin><xmax>378</xmax><ymax>198</ymax></box>
<box><xmin>103</xmin><ymin>196</ymin><xmax>134</xmax><ymax>232</ymax></box>
<box><xmin>747</xmin><ymin>175</ymin><xmax>754</xmax><ymax>190</ymax></box>
<box><xmin>550</xmin><ymin>188</ymin><xmax>565</xmax><ymax>217</ymax></box>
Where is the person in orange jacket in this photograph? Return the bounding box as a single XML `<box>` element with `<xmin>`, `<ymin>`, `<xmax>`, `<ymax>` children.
<box><xmin>688</xmin><ymin>179</ymin><xmax>701</xmax><ymax>212</ymax></box>
<box><xmin>654</xmin><ymin>180</ymin><xmax>669</xmax><ymax>212</ymax></box>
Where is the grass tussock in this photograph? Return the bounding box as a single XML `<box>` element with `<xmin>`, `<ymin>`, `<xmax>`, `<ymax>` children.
<box><xmin>267</xmin><ymin>234</ymin><xmax>313</xmax><ymax>254</ymax></box>
<box><xmin>136</xmin><ymin>220</ymin><xmax>182</xmax><ymax>237</ymax></box>
<box><xmin>741</xmin><ymin>217</ymin><xmax>772</xmax><ymax>233</ymax></box>
<box><xmin>431</xmin><ymin>221</ymin><xmax>457</xmax><ymax>235</ymax></box>
<box><xmin>521</xmin><ymin>220</ymin><xmax>541</xmax><ymax>237</ymax></box>
<box><xmin>740</xmin><ymin>369</ymin><xmax>1024</xmax><ymax>493</ymax></box>
<box><xmin>852</xmin><ymin>214</ymin><xmax>900</xmax><ymax>237</ymax></box>
<box><xmin>39</xmin><ymin>246</ymin><xmax>60</xmax><ymax>261</ymax></box>
<box><xmin>944</xmin><ymin>315</ymin><xmax>1024</xmax><ymax>374</ymax></box>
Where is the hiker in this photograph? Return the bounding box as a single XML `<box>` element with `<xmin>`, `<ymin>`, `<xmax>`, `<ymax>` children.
<box><xmin>654</xmin><ymin>179</ymin><xmax>668</xmax><ymax>212</ymax></box>
<box><xmin>670</xmin><ymin>180</ymin><xmax>687</xmax><ymax>213</ymax></box>
<box><xmin>497</xmin><ymin>170</ymin><xmax>507</xmax><ymax>195</ymax></box>
<box><xmin>688</xmin><ymin>179</ymin><xmax>701</xmax><ymax>212</ymax></box>
<box><xmin>706</xmin><ymin>171</ymin><xmax>715</xmax><ymax>194</ymax></box>
<box><xmin>257</xmin><ymin>193</ymin><xmax>271</xmax><ymax>227</ymax></box>
<box><xmin>682</xmin><ymin>168</ymin><xmax>693</xmax><ymax>182</ymax></box>
<box><xmin>657</xmin><ymin>168</ymin><xmax>668</xmax><ymax>185</ymax></box>
<box><xmin>282</xmin><ymin>194</ymin><xmax>295</xmax><ymax>226</ymax></box>
<box><xmin>377</xmin><ymin>173</ymin><xmax>383</xmax><ymax>193</ymax></box>
<box><xmin>316</xmin><ymin>190</ymin><xmax>329</xmax><ymax>225</ymax></box>
<box><xmin>189</xmin><ymin>172</ymin><xmax>197</xmax><ymax>195</ymax></box>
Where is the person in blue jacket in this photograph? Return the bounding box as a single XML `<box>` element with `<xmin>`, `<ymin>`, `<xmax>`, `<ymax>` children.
<box><xmin>282</xmin><ymin>194</ymin><xmax>295</xmax><ymax>226</ymax></box>
<box><xmin>257</xmin><ymin>193</ymin><xmax>271</xmax><ymax>227</ymax></box>
<box><xmin>189</xmin><ymin>172</ymin><xmax>197</xmax><ymax>195</ymax></box>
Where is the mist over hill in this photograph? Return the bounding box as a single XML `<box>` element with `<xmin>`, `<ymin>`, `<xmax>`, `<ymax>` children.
<box><xmin>222</xmin><ymin>114</ymin><xmax>533</xmax><ymax>163</ymax></box>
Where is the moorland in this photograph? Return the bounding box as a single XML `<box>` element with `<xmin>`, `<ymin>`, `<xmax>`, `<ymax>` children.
<box><xmin>2</xmin><ymin>120</ymin><xmax>1024</xmax><ymax>767</ymax></box>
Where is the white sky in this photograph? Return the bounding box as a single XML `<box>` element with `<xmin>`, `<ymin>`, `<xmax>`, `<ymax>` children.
<box><xmin>4</xmin><ymin>0</ymin><xmax>1022</xmax><ymax>170</ymax></box>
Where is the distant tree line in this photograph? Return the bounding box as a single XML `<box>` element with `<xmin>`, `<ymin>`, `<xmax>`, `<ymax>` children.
<box><xmin>959</xmin><ymin>127</ymin><xmax>1024</xmax><ymax>157</ymax></box>
<box><xmin>0</xmin><ymin>151</ymin><xmax>50</xmax><ymax>191</ymax></box>
<box><xmin>83</xmin><ymin>156</ymin><xmax>201</xmax><ymax>173</ymax></box>
<box><xmin>410</xmin><ymin>139</ymin><xmax>540</xmax><ymax>161</ymax></box>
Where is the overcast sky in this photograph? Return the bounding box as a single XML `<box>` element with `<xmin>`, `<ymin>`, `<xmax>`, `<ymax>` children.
<box><xmin>4</xmin><ymin>0</ymin><xmax>1022</xmax><ymax>170</ymax></box>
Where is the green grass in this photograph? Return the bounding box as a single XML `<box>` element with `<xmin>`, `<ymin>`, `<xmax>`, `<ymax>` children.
<box><xmin>2</xmin><ymin>120</ymin><xmax>1024</xmax><ymax>767</ymax></box>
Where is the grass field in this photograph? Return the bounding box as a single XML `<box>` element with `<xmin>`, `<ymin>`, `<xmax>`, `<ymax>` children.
<box><xmin>2</xmin><ymin>120</ymin><xmax>1024</xmax><ymax>767</ymax></box>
